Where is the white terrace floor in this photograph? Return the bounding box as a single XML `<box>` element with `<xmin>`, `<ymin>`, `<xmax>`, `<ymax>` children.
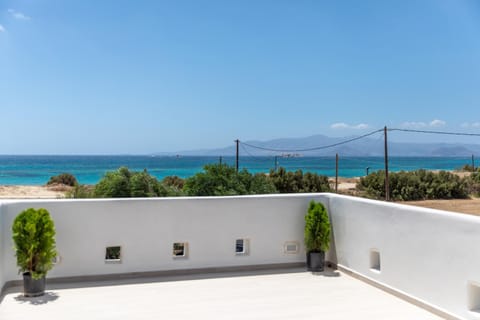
<box><xmin>0</xmin><ymin>268</ymin><xmax>442</xmax><ymax>320</ymax></box>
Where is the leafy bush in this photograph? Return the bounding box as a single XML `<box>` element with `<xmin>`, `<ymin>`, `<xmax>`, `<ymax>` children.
<box><xmin>466</xmin><ymin>172</ymin><xmax>480</xmax><ymax>196</ymax></box>
<box><xmin>304</xmin><ymin>201</ymin><xmax>330</xmax><ymax>252</ymax></box>
<box><xmin>268</xmin><ymin>167</ymin><xmax>331</xmax><ymax>193</ymax></box>
<box><xmin>12</xmin><ymin>208</ymin><xmax>57</xmax><ymax>279</ymax></box>
<box><xmin>46</xmin><ymin>173</ymin><xmax>78</xmax><ymax>186</ymax></box>
<box><xmin>94</xmin><ymin>167</ymin><xmax>131</xmax><ymax>197</ymax></box>
<box><xmin>94</xmin><ymin>167</ymin><xmax>170</xmax><ymax>198</ymax></box>
<box><xmin>162</xmin><ymin>176</ymin><xmax>185</xmax><ymax>189</ymax></box>
<box><xmin>183</xmin><ymin>164</ymin><xmax>277</xmax><ymax>196</ymax></box>
<box><xmin>184</xmin><ymin>164</ymin><xmax>246</xmax><ymax>196</ymax></box>
<box><xmin>358</xmin><ymin>169</ymin><xmax>468</xmax><ymax>201</ymax></box>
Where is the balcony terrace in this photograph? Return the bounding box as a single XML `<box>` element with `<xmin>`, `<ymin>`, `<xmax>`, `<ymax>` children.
<box><xmin>1</xmin><ymin>193</ymin><xmax>479</xmax><ymax>319</ymax></box>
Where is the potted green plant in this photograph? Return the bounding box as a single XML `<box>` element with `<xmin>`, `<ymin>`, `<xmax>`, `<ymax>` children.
<box><xmin>304</xmin><ymin>200</ymin><xmax>331</xmax><ymax>272</ymax></box>
<box><xmin>12</xmin><ymin>208</ymin><xmax>57</xmax><ymax>297</ymax></box>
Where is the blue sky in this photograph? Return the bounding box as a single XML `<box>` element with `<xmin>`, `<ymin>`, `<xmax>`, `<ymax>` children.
<box><xmin>1</xmin><ymin>0</ymin><xmax>480</xmax><ymax>154</ymax></box>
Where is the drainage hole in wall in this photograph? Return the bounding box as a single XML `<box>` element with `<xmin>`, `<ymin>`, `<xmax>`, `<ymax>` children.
<box><xmin>370</xmin><ymin>250</ymin><xmax>381</xmax><ymax>272</ymax></box>
<box><xmin>105</xmin><ymin>246</ymin><xmax>121</xmax><ymax>262</ymax></box>
<box><xmin>235</xmin><ymin>239</ymin><xmax>249</xmax><ymax>255</ymax></box>
<box><xmin>173</xmin><ymin>242</ymin><xmax>188</xmax><ymax>258</ymax></box>
<box><xmin>468</xmin><ymin>282</ymin><xmax>480</xmax><ymax>313</ymax></box>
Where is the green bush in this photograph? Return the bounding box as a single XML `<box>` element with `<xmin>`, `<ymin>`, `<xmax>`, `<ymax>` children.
<box><xmin>94</xmin><ymin>167</ymin><xmax>131</xmax><ymax>197</ymax></box>
<box><xmin>268</xmin><ymin>167</ymin><xmax>331</xmax><ymax>193</ymax></box>
<box><xmin>304</xmin><ymin>201</ymin><xmax>330</xmax><ymax>252</ymax></box>
<box><xmin>12</xmin><ymin>208</ymin><xmax>57</xmax><ymax>279</ymax></box>
<box><xmin>162</xmin><ymin>176</ymin><xmax>185</xmax><ymax>189</ymax></box>
<box><xmin>183</xmin><ymin>164</ymin><xmax>277</xmax><ymax>196</ymax></box>
<box><xmin>183</xmin><ymin>164</ymin><xmax>248</xmax><ymax>196</ymax></box>
<box><xmin>66</xmin><ymin>184</ymin><xmax>95</xmax><ymax>198</ymax></box>
<box><xmin>358</xmin><ymin>169</ymin><xmax>468</xmax><ymax>201</ymax></box>
<box><xmin>466</xmin><ymin>172</ymin><xmax>480</xmax><ymax>196</ymax></box>
<box><xmin>94</xmin><ymin>167</ymin><xmax>171</xmax><ymax>198</ymax></box>
<box><xmin>46</xmin><ymin>173</ymin><xmax>78</xmax><ymax>186</ymax></box>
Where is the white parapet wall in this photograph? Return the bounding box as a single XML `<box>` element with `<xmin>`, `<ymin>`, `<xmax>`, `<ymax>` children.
<box><xmin>0</xmin><ymin>194</ymin><xmax>325</xmax><ymax>287</ymax></box>
<box><xmin>1</xmin><ymin>194</ymin><xmax>480</xmax><ymax>319</ymax></box>
<box><xmin>324</xmin><ymin>193</ymin><xmax>480</xmax><ymax>320</ymax></box>
<box><xmin>0</xmin><ymin>202</ymin><xmax>4</xmax><ymax>293</ymax></box>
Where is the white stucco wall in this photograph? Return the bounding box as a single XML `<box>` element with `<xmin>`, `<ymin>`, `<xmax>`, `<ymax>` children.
<box><xmin>0</xmin><ymin>202</ymin><xmax>4</xmax><ymax>293</ymax></box>
<box><xmin>325</xmin><ymin>194</ymin><xmax>480</xmax><ymax>320</ymax></box>
<box><xmin>1</xmin><ymin>194</ymin><xmax>480</xmax><ymax>319</ymax></box>
<box><xmin>0</xmin><ymin>195</ymin><xmax>325</xmax><ymax>287</ymax></box>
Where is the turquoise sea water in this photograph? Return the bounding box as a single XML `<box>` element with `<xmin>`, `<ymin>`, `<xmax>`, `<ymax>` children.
<box><xmin>0</xmin><ymin>155</ymin><xmax>475</xmax><ymax>185</ymax></box>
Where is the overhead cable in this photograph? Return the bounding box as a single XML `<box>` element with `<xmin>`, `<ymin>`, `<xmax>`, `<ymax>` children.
<box><xmin>241</xmin><ymin>128</ymin><xmax>384</xmax><ymax>152</ymax></box>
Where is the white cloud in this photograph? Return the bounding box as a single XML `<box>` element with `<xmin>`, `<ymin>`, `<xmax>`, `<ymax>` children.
<box><xmin>331</xmin><ymin>122</ymin><xmax>349</xmax><ymax>129</ymax></box>
<box><xmin>8</xmin><ymin>9</ymin><xmax>30</xmax><ymax>20</ymax></box>
<box><xmin>461</xmin><ymin>122</ymin><xmax>480</xmax><ymax>128</ymax></box>
<box><xmin>0</xmin><ymin>25</ymin><xmax>5</xmax><ymax>32</ymax></box>
<box><xmin>429</xmin><ymin>119</ymin><xmax>446</xmax><ymax>127</ymax></box>
<box><xmin>401</xmin><ymin>119</ymin><xmax>446</xmax><ymax>128</ymax></box>
<box><xmin>331</xmin><ymin>122</ymin><xmax>369</xmax><ymax>130</ymax></box>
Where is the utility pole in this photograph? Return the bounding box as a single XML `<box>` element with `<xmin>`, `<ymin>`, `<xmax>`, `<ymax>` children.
<box><xmin>235</xmin><ymin>139</ymin><xmax>239</xmax><ymax>172</ymax></box>
<box><xmin>472</xmin><ymin>154</ymin><xmax>475</xmax><ymax>172</ymax></box>
<box><xmin>219</xmin><ymin>156</ymin><xmax>223</xmax><ymax>165</ymax></box>
<box><xmin>384</xmin><ymin>126</ymin><xmax>390</xmax><ymax>201</ymax></box>
<box><xmin>274</xmin><ymin>155</ymin><xmax>278</xmax><ymax>172</ymax></box>
<box><xmin>335</xmin><ymin>153</ymin><xmax>339</xmax><ymax>193</ymax></box>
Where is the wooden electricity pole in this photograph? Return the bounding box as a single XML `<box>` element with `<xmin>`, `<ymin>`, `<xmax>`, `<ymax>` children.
<box><xmin>335</xmin><ymin>153</ymin><xmax>339</xmax><ymax>193</ymax></box>
<box><xmin>235</xmin><ymin>139</ymin><xmax>239</xmax><ymax>172</ymax></box>
<box><xmin>384</xmin><ymin>126</ymin><xmax>390</xmax><ymax>201</ymax></box>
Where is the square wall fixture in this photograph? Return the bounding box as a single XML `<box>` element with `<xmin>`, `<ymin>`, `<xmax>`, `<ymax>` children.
<box><xmin>468</xmin><ymin>282</ymin><xmax>480</xmax><ymax>312</ymax></box>
<box><xmin>370</xmin><ymin>249</ymin><xmax>381</xmax><ymax>272</ymax></box>
<box><xmin>235</xmin><ymin>239</ymin><xmax>249</xmax><ymax>255</ymax></box>
<box><xmin>284</xmin><ymin>241</ymin><xmax>300</xmax><ymax>254</ymax></box>
<box><xmin>105</xmin><ymin>246</ymin><xmax>121</xmax><ymax>262</ymax></box>
<box><xmin>173</xmin><ymin>242</ymin><xmax>188</xmax><ymax>258</ymax></box>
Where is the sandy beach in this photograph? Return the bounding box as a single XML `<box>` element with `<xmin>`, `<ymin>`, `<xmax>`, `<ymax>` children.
<box><xmin>0</xmin><ymin>178</ymin><xmax>360</xmax><ymax>199</ymax></box>
<box><xmin>0</xmin><ymin>185</ymin><xmax>69</xmax><ymax>199</ymax></box>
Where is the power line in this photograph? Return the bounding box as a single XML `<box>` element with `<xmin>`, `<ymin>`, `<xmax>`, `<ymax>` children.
<box><xmin>241</xmin><ymin>128</ymin><xmax>384</xmax><ymax>152</ymax></box>
<box><xmin>390</xmin><ymin>128</ymin><xmax>480</xmax><ymax>137</ymax></box>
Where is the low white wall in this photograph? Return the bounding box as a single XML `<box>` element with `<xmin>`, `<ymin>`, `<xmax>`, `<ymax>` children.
<box><xmin>0</xmin><ymin>195</ymin><xmax>325</xmax><ymax>287</ymax></box>
<box><xmin>326</xmin><ymin>194</ymin><xmax>480</xmax><ymax>320</ymax></box>
<box><xmin>0</xmin><ymin>202</ymin><xmax>4</xmax><ymax>293</ymax></box>
<box><xmin>2</xmin><ymin>194</ymin><xmax>480</xmax><ymax>319</ymax></box>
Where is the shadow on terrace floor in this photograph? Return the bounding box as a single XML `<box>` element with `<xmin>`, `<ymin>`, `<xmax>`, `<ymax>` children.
<box><xmin>1</xmin><ymin>266</ymin><xmax>341</xmax><ymax>302</ymax></box>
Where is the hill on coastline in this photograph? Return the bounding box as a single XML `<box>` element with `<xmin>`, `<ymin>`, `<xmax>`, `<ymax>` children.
<box><xmin>156</xmin><ymin>134</ymin><xmax>480</xmax><ymax>157</ymax></box>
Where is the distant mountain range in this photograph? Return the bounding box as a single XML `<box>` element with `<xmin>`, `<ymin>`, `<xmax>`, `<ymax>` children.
<box><xmin>156</xmin><ymin>134</ymin><xmax>480</xmax><ymax>157</ymax></box>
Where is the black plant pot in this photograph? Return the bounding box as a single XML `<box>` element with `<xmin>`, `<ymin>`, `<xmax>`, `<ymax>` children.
<box><xmin>23</xmin><ymin>272</ymin><xmax>46</xmax><ymax>297</ymax></box>
<box><xmin>307</xmin><ymin>251</ymin><xmax>325</xmax><ymax>272</ymax></box>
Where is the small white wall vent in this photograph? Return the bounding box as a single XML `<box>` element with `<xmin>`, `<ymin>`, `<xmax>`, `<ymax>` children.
<box><xmin>173</xmin><ymin>242</ymin><xmax>188</xmax><ymax>258</ymax></box>
<box><xmin>468</xmin><ymin>282</ymin><xmax>480</xmax><ymax>312</ymax></box>
<box><xmin>284</xmin><ymin>241</ymin><xmax>299</xmax><ymax>254</ymax></box>
<box><xmin>105</xmin><ymin>246</ymin><xmax>121</xmax><ymax>262</ymax></box>
<box><xmin>235</xmin><ymin>239</ymin><xmax>249</xmax><ymax>255</ymax></box>
<box><xmin>370</xmin><ymin>249</ymin><xmax>381</xmax><ymax>272</ymax></box>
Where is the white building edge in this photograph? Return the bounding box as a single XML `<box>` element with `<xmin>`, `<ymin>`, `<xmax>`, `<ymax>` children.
<box><xmin>1</xmin><ymin>193</ymin><xmax>479</xmax><ymax>319</ymax></box>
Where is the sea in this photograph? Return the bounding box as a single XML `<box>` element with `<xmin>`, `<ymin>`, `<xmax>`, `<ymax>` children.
<box><xmin>0</xmin><ymin>155</ymin><xmax>475</xmax><ymax>186</ymax></box>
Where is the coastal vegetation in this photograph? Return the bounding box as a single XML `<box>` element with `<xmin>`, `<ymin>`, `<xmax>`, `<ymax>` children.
<box><xmin>46</xmin><ymin>173</ymin><xmax>77</xmax><ymax>187</ymax></box>
<box><xmin>183</xmin><ymin>164</ymin><xmax>277</xmax><ymax>196</ymax></box>
<box><xmin>357</xmin><ymin>169</ymin><xmax>469</xmax><ymax>201</ymax></box>
<box><xmin>61</xmin><ymin>164</ymin><xmax>331</xmax><ymax>198</ymax></box>
<box><xmin>52</xmin><ymin>164</ymin><xmax>480</xmax><ymax>201</ymax></box>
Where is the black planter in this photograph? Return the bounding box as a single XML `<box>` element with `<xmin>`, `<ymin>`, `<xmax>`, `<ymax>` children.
<box><xmin>307</xmin><ymin>251</ymin><xmax>325</xmax><ymax>272</ymax></box>
<box><xmin>23</xmin><ymin>273</ymin><xmax>46</xmax><ymax>297</ymax></box>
